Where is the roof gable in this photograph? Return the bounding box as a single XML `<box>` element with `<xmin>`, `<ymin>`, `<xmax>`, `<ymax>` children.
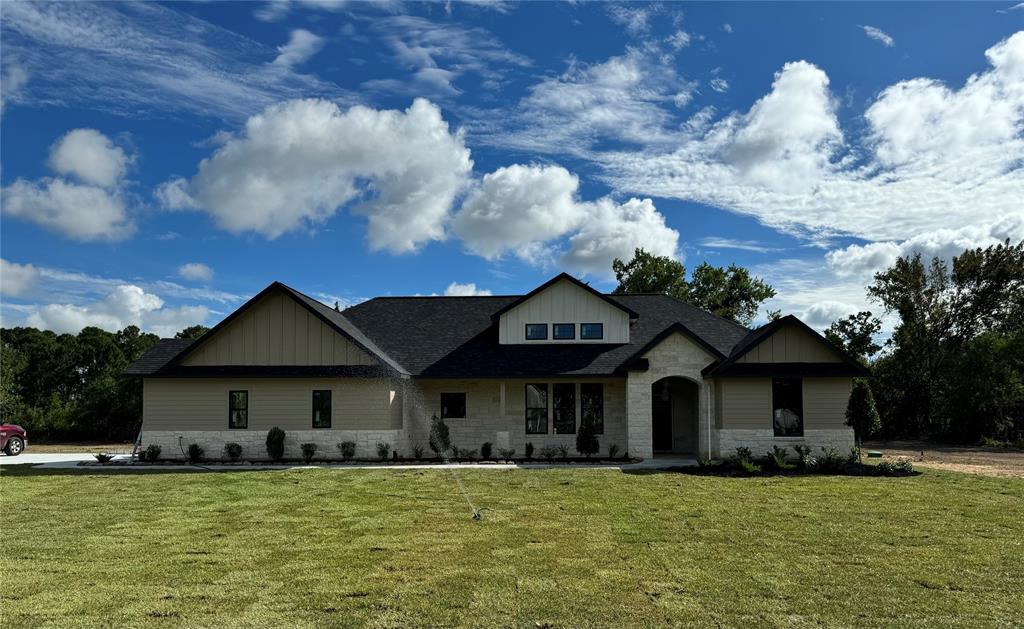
<box><xmin>491</xmin><ymin>273</ymin><xmax>639</xmax><ymax>321</ymax></box>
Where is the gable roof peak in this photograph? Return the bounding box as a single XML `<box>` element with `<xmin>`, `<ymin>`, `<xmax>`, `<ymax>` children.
<box><xmin>490</xmin><ymin>272</ymin><xmax>640</xmax><ymax>322</ymax></box>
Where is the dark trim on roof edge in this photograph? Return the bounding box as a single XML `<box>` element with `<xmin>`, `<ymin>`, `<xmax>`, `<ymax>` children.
<box><xmin>490</xmin><ymin>272</ymin><xmax>639</xmax><ymax>322</ymax></box>
<box><xmin>615</xmin><ymin>321</ymin><xmax>727</xmax><ymax>373</ymax></box>
<box><xmin>149</xmin><ymin>365</ymin><xmax>402</xmax><ymax>378</ymax></box>
<box><xmin>705</xmin><ymin>362</ymin><xmax>870</xmax><ymax>378</ymax></box>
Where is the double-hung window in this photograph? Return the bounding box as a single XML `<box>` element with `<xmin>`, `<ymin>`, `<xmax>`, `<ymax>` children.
<box><xmin>229</xmin><ymin>390</ymin><xmax>248</xmax><ymax>429</ymax></box>
<box><xmin>580</xmin><ymin>383</ymin><xmax>604</xmax><ymax>435</ymax></box>
<box><xmin>312</xmin><ymin>390</ymin><xmax>332</xmax><ymax>428</ymax></box>
<box><xmin>552</xmin><ymin>383</ymin><xmax>576</xmax><ymax>434</ymax></box>
<box><xmin>525</xmin><ymin>384</ymin><xmax>548</xmax><ymax>434</ymax></box>
<box><xmin>772</xmin><ymin>377</ymin><xmax>803</xmax><ymax>437</ymax></box>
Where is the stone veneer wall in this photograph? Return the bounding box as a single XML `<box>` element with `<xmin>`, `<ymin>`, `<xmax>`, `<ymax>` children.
<box><xmin>713</xmin><ymin>428</ymin><xmax>855</xmax><ymax>458</ymax></box>
<box><xmin>139</xmin><ymin>429</ymin><xmax>407</xmax><ymax>461</ymax></box>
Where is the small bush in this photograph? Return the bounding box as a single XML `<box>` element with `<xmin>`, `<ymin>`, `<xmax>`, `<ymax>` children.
<box><xmin>794</xmin><ymin>444</ymin><xmax>814</xmax><ymax>468</ymax></box>
<box><xmin>187</xmin><ymin>443</ymin><xmax>204</xmax><ymax>463</ymax></box>
<box><xmin>737</xmin><ymin>457</ymin><xmax>762</xmax><ymax>475</ymax></box>
<box><xmin>576</xmin><ymin>416</ymin><xmax>600</xmax><ymax>458</ymax></box>
<box><xmin>539</xmin><ymin>445</ymin><xmax>559</xmax><ymax>461</ymax></box>
<box><xmin>376</xmin><ymin>442</ymin><xmax>390</xmax><ymax>461</ymax></box>
<box><xmin>412</xmin><ymin>444</ymin><xmax>425</xmax><ymax>460</ymax></box>
<box><xmin>793</xmin><ymin>444</ymin><xmax>812</xmax><ymax>458</ymax></box>
<box><xmin>223</xmin><ymin>442</ymin><xmax>243</xmax><ymax>462</ymax></box>
<box><xmin>607</xmin><ymin>444</ymin><xmax>620</xmax><ymax>459</ymax></box>
<box><xmin>497</xmin><ymin>447</ymin><xmax>516</xmax><ymax>461</ymax></box>
<box><xmin>94</xmin><ymin>452</ymin><xmax>114</xmax><ymax>463</ymax></box>
<box><xmin>557</xmin><ymin>444</ymin><xmax>570</xmax><ymax>459</ymax></box>
<box><xmin>428</xmin><ymin>414</ymin><xmax>451</xmax><ymax>455</ymax></box>
<box><xmin>144</xmin><ymin>444</ymin><xmax>162</xmax><ymax>462</ymax></box>
<box><xmin>337</xmin><ymin>441</ymin><xmax>356</xmax><ymax>461</ymax></box>
<box><xmin>767</xmin><ymin>446</ymin><xmax>795</xmax><ymax>471</ymax></box>
<box><xmin>463</xmin><ymin>448</ymin><xmax>478</xmax><ymax>460</ymax></box>
<box><xmin>480</xmin><ymin>442</ymin><xmax>493</xmax><ymax>460</ymax></box>
<box><xmin>876</xmin><ymin>458</ymin><xmax>915</xmax><ymax>476</ymax></box>
<box><xmin>266</xmin><ymin>427</ymin><xmax>286</xmax><ymax>461</ymax></box>
<box><xmin>696</xmin><ymin>456</ymin><xmax>711</xmax><ymax>467</ymax></box>
<box><xmin>818</xmin><ymin>446</ymin><xmax>843</xmax><ymax>472</ymax></box>
<box><xmin>734</xmin><ymin>446</ymin><xmax>753</xmax><ymax>461</ymax></box>
<box><xmin>525</xmin><ymin>442</ymin><xmax>534</xmax><ymax>459</ymax></box>
<box><xmin>300</xmin><ymin>442</ymin><xmax>317</xmax><ymax>463</ymax></box>
<box><xmin>848</xmin><ymin>447</ymin><xmax>861</xmax><ymax>464</ymax></box>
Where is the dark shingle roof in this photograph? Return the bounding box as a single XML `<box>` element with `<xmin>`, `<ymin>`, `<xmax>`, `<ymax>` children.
<box><xmin>123</xmin><ymin>338</ymin><xmax>195</xmax><ymax>375</ymax></box>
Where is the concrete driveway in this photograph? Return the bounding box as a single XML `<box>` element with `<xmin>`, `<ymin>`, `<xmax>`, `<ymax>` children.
<box><xmin>0</xmin><ymin>452</ymin><xmax>131</xmax><ymax>467</ymax></box>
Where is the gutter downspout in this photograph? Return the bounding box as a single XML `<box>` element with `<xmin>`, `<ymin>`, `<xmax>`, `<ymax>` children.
<box><xmin>705</xmin><ymin>380</ymin><xmax>712</xmax><ymax>458</ymax></box>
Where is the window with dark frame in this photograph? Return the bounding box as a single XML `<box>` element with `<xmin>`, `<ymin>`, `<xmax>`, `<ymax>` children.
<box><xmin>772</xmin><ymin>377</ymin><xmax>804</xmax><ymax>436</ymax></box>
<box><xmin>552</xmin><ymin>383</ymin><xmax>576</xmax><ymax>434</ymax></box>
<box><xmin>525</xmin><ymin>323</ymin><xmax>548</xmax><ymax>340</ymax></box>
<box><xmin>525</xmin><ymin>384</ymin><xmax>548</xmax><ymax>434</ymax></box>
<box><xmin>580</xmin><ymin>383</ymin><xmax>604</xmax><ymax>435</ymax></box>
<box><xmin>228</xmin><ymin>390</ymin><xmax>248</xmax><ymax>429</ymax></box>
<box><xmin>553</xmin><ymin>323</ymin><xmax>575</xmax><ymax>340</ymax></box>
<box><xmin>312</xmin><ymin>390</ymin><xmax>331</xmax><ymax>428</ymax></box>
<box><xmin>441</xmin><ymin>392</ymin><xmax>466</xmax><ymax>419</ymax></box>
<box><xmin>580</xmin><ymin>323</ymin><xmax>604</xmax><ymax>340</ymax></box>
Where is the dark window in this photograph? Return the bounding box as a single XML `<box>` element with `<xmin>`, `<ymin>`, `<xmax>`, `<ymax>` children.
<box><xmin>441</xmin><ymin>392</ymin><xmax>466</xmax><ymax>419</ymax></box>
<box><xmin>581</xmin><ymin>383</ymin><xmax>604</xmax><ymax>435</ymax></box>
<box><xmin>312</xmin><ymin>390</ymin><xmax>331</xmax><ymax>428</ymax></box>
<box><xmin>229</xmin><ymin>390</ymin><xmax>248</xmax><ymax>429</ymax></box>
<box><xmin>553</xmin><ymin>323</ymin><xmax>575</xmax><ymax>340</ymax></box>
<box><xmin>772</xmin><ymin>378</ymin><xmax>803</xmax><ymax>437</ymax></box>
<box><xmin>525</xmin><ymin>324</ymin><xmax>548</xmax><ymax>340</ymax></box>
<box><xmin>525</xmin><ymin>384</ymin><xmax>548</xmax><ymax>434</ymax></box>
<box><xmin>553</xmin><ymin>383</ymin><xmax>576</xmax><ymax>434</ymax></box>
<box><xmin>580</xmin><ymin>323</ymin><xmax>604</xmax><ymax>340</ymax></box>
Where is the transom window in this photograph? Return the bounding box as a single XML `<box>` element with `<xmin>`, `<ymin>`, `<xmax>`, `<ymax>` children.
<box><xmin>552</xmin><ymin>383</ymin><xmax>576</xmax><ymax>434</ymax></box>
<box><xmin>525</xmin><ymin>384</ymin><xmax>548</xmax><ymax>434</ymax></box>
<box><xmin>581</xmin><ymin>383</ymin><xmax>604</xmax><ymax>435</ymax></box>
<box><xmin>228</xmin><ymin>390</ymin><xmax>248</xmax><ymax>429</ymax></box>
<box><xmin>772</xmin><ymin>377</ymin><xmax>804</xmax><ymax>437</ymax></box>
<box><xmin>553</xmin><ymin>323</ymin><xmax>575</xmax><ymax>340</ymax></box>
<box><xmin>441</xmin><ymin>392</ymin><xmax>466</xmax><ymax>419</ymax></box>
<box><xmin>312</xmin><ymin>390</ymin><xmax>331</xmax><ymax>428</ymax></box>
<box><xmin>580</xmin><ymin>323</ymin><xmax>604</xmax><ymax>340</ymax></box>
<box><xmin>525</xmin><ymin>324</ymin><xmax>548</xmax><ymax>340</ymax></box>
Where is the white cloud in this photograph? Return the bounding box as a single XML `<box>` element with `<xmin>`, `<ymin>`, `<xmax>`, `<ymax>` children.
<box><xmin>709</xmin><ymin>77</ymin><xmax>730</xmax><ymax>93</ymax></box>
<box><xmin>271</xmin><ymin>29</ymin><xmax>324</xmax><ymax>69</ymax></box>
<box><xmin>48</xmin><ymin>128</ymin><xmax>129</xmax><ymax>188</ymax></box>
<box><xmin>608</xmin><ymin>5</ymin><xmax>655</xmax><ymax>36</ymax></box>
<box><xmin>1</xmin><ymin>60</ymin><xmax>28</xmax><ymax>112</ymax></box>
<box><xmin>254</xmin><ymin>0</ymin><xmax>353</xmax><ymax>22</ymax></box>
<box><xmin>668</xmin><ymin>31</ymin><xmax>691</xmax><ymax>50</ymax></box>
<box><xmin>723</xmin><ymin>23</ymin><xmax>733</xmax><ymax>34</ymax></box>
<box><xmin>562</xmin><ymin>197</ymin><xmax>679</xmax><ymax>278</ymax></box>
<box><xmin>158</xmin><ymin>98</ymin><xmax>472</xmax><ymax>252</ymax></box>
<box><xmin>444</xmin><ymin>282</ymin><xmax>492</xmax><ymax>296</ymax></box>
<box><xmin>699</xmin><ymin>237</ymin><xmax>777</xmax><ymax>253</ymax></box>
<box><xmin>178</xmin><ymin>263</ymin><xmax>214</xmax><ymax>282</ymax></box>
<box><xmin>0</xmin><ymin>259</ymin><xmax>41</xmax><ymax>297</ymax></box>
<box><xmin>861</xmin><ymin>25</ymin><xmax>895</xmax><ymax>47</ymax></box>
<box><xmin>25</xmin><ymin>284</ymin><xmax>209</xmax><ymax>337</ymax></box>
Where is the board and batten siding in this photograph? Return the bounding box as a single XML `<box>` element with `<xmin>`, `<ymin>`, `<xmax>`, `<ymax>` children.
<box><xmin>498</xmin><ymin>279</ymin><xmax>630</xmax><ymax>344</ymax></box>
<box><xmin>142</xmin><ymin>378</ymin><xmax>402</xmax><ymax>431</ymax></box>
<box><xmin>182</xmin><ymin>291</ymin><xmax>374</xmax><ymax>366</ymax></box>
<box><xmin>736</xmin><ymin>323</ymin><xmax>842</xmax><ymax>363</ymax></box>
<box><xmin>715</xmin><ymin>377</ymin><xmax>853</xmax><ymax>430</ymax></box>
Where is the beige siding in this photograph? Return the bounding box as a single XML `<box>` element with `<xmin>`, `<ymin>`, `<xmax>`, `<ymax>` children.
<box><xmin>716</xmin><ymin>377</ymin><xmax>854</xmax><ymax>430</ymax></box>
<box><xmin>498</xmin><ymin>279</ymin><xmax>630</xmax><ymax>344</ymax></box>
<box><xmin>182</xmin><ymin>291</ymin><xmax>374</xmax><ymax>366</ymax></box>
<box><xmin>737</xmin><ymin>323</ymin><xmax>842</xmax><ymax>363</ymax></box>
<box><xmin>143</xmin><ymin>378</ymin><xmax>402</xmax><ymax>431</ymax></box>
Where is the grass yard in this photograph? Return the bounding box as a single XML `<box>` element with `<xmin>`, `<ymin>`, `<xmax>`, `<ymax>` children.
<box><xmin>1</xmin><ymin>467</ymin><xmax>1022</xmax><ymax>628</ymax></box>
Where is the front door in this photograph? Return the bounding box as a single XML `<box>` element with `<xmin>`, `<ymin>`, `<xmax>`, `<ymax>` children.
<box><xmin>652</xmin><ymin>381</ymin><xmax>673</xmax><ymax>451</ymax></box>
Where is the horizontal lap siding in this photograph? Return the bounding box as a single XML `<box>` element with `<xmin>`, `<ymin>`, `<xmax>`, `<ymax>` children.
<box><xmin>716</xmin><ymin>377</ymin><xmax>854</xmax><ymax>430</ymax></box>
<box><xmin>143</xmin><ymin>378</ymin><xmax>402</xmax><ymax>432</ymax></box>
<box><xmin>804</xmin><ymin>378</ymin><xmax>853</xmax><ymax>429</ymax></box>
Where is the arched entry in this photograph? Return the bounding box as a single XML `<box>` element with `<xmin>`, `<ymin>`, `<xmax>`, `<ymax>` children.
<box><xmin>651</xmin><ymin>377</ymin><xmax>700</xmax><ymax>454</ymax></box>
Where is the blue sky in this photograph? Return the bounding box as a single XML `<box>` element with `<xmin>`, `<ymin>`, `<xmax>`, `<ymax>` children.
<box><xmin>1</xmin><ymin>1</ymin><xmax>1022</xmax><ymax>336</ymax></box>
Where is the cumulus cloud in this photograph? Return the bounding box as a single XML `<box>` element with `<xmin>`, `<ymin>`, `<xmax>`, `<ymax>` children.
<box><xmin>444</xmin><ymin>282</ymin><xmax>492</xmax><ymax>296</ymax></box>
<box><xmin>178</xmin><ymin>263</ymin><xmax>214</xmax><ymax>282</ymax></box>
<box><xmin>562</xmin><ymin>197</ymin><xmax>679</xmax><ymax>277</ymax></box>
<box><xmin>25</xmin><ymin>284</ymin><xmax>209</xmax><ymax>336</ymax></box>
<box><xmin>157</xmin><ymin>98</ymin><xmax>472</xmax><ymax>252</ymax></box>
<box><xmin>271</xmin><ymin>29</ymin><xmax>324</xmax><ymax>68</ymax></box>
<box><xmin>861</xmin><ymin>25</ymin><xmax>895</xmax><ymax>47</ymax></box>
<box><xmin>1</xmin><ymin>259</ymin><xmax>41</xmax><ymax>297</ymax></box>
<box><xmin>2</xmin><ymin>129</ymin><xmax>135</xmax><ymax>241</ymax></box>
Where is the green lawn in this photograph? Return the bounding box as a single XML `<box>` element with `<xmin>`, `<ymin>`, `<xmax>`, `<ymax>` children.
<box><xmin>1</xmin><ymin>467</ymin><xmax>1022</xmax><ymax>628</ymax></box>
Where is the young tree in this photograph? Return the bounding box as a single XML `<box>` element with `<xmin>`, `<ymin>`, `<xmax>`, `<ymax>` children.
<box><xmin>825</xmin><ymin>311</ymin><xmax>882</xmax><ymax>364</ymax></box>
<box><xmin>845</xmin><ymin>379</ymin><xmax>881</xmax><ymax>460</ymax></box>
<box><xmin>428</xmin><ymin>414</ymin><xmax>451</xmax><ymax>455</ymax></box>
<box><xmin>612</xmin><ymin>248</ymin><xmax>688</xmax><ymax>299</ymax></box>
<box><xmin>576</xmin><ymin>415</ymin><xmax>600</xmax><ymax>458</ymax></box>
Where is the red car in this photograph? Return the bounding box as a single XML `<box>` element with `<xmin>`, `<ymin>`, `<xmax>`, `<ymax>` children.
<box><xmin>1</xmin><ymin>423</ymin><xmax>27</xmax><ymax>456</ymax></box>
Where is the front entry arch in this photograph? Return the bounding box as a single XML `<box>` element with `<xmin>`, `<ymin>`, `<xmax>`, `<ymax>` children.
<box><xmin>651</xmin><ymin>377</ymin><xmax>699</xmax><ymax>453</ymax></box>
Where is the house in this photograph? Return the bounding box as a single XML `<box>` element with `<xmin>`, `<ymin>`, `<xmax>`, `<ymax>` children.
<box><xmin>125</xmin><ymin>273</ymin><xmax>868</xmax><ymax>460</ymax></box>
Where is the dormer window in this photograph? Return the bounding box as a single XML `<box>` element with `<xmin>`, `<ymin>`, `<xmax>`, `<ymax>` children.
<box><xmin>525</xmin><ymin>324</ymin><xmax>548</xmax><ymax>340</ymax></box>
<box><xmin>553</xmin><ymin>323</ymin><xmax>575</xmax><ymax>340</ymax></box>
<box><xmin>581</xmin><ymin>323</ymin><xmax>604</xmax><ymax>340</ymax></box>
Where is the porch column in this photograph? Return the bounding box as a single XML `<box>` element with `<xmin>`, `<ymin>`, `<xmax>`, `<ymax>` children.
<box><xmin>626</xmin><ymin>373</ymin><xmax>653</xmax><ymax>459</ymax></box>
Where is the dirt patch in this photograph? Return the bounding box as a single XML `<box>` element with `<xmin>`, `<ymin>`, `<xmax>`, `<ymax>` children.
<box><xmin>864</xmin><ymin>440</ymin><xmax>1024</xmax><ymax>479</ymax></box>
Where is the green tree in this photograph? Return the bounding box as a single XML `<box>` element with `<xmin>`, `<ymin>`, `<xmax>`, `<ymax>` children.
<box><xmin>576</xmin><ymin>415</ymin><xmax>600</xmax><ymax>458</ymax></box>
<box><xmin>825</xmin><ymin>311</ymin><xmax>882</xmax><ymax>364</ymax></box>
<box><xmin>845</xmin><ymin>379</ymin><xmax>881</xmax><ymax>459</ymax></box>
<box><xmin>175</xmin><ymin>325</ymin><xmax>210</xmax><ymax>340</ymax></box>
<box><xmin>612</xmin><ymin>248</ymin><xmax>688</xmax><ymax>299</ymax></box>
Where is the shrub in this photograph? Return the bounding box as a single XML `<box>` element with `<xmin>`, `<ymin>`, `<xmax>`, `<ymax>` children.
<box><xmin>848</xmin><ymin>447</ymin><xmax>861</xmax><ymax>465</ymax></box>
<box><xmin>462</xmin><ymin>448</ymin><xmax>478</xmax><ymax>460</ymax></box>
<box><xmin>818</xmin><ymin>446</ymin><xmax>843</xmax><ymax>472</ymax></box>
<box><xmin>845</xmin><ymin>378</ymin><xmax>881</xmax><ymax>453</ymax></box>
<box><xmin>223</xmin><ymin>442</ymin><xmax>243</xmax><ymax>462</ymax></box>
<box><xmin>539</xmin><ymin>445</ymin><xmax>559</xmax><ymax>461</ymax></box>
<box><xmin>266</xmin><ymin>427</ymin><xmax>286</xmax><ymax>461</ymax></box>
<box><xmin>557</xmin><ymin>444</ymin><xmax>570</xmax><ymax>459</ymax></box>
<box><xmin>576</xmin><ymin>416</ymin><xmax>600</xmax><ymax>458</ymax></box>
<box><xmin>696</xmin><ymin>456</ymin><xmax>711</xmax><ymax>467</ymax></box>
<box><xmin>412</xmin><ymin>444</ymin><xmax>425</xmax><ymax>460</ymax></box>
<box><xmin>737</xmin><ymin>457</ymin><xmax>762</xmax><ymax>475</ymax></box>
<box><xmin>607</xmin><ymin>444</ymin><xmax>620</xmax><ymax>459</ymax></box>
<box><xmin>144</xmin><ymin>444</ymin><xmax>161</xmax><ymax>462</ymax></box>
<box><xmin>525</xmin><ymin>442</ymin><xmax>534</xmax><ymax>459</ymax></box>
<box><xmin>93</xmin><ymin>452</ymin><xmax>113</xmax><ymax>463</ymax></box>
<box><xmin>876</xmin><ymin>459</ymin><xmax>915</xmax><ymax>476</ymax></box>
<box><xmin>428</xmin><ymin>414</ymin><xmax>451</xmax><ymax>455</ymax></box>
<box><xmin>767</xmin><ymin>446</ymin><xmax>795</xmax><ymax>471</ymax></box>
<box><xmin>734</xmin><ymin>446</ymin><xmax>753</xmax><ymax>461</ymax></box>
<box><xmin>337</xmin><ymin>441</ymin><xmax>356</xmax><ymax>461</ymax></box>
<box><xmin>187</xmin><ymin>443</ymin><xmax>204</xmax><ymax>463</ymax></box>
<box><xmin>497</xmin><ymin>448</ymin><xmax>516</xmax><ymax>461</ymax></box>
<box><xmin>480</xmin><ymin>442</ymin><xmax>493</xmax><ymax>460</ymax></box>
<box><xmin>300</xmin><ymin>443</ymin><xmax>317</xmax><ymax>463</ymax></box>
<box><xmin>793</xmin><ymin>444</ymin><xmax>812</xmax><ymax>459</ymax></box>
<box><xmin>376</xmin><ymin>442</ymin><xmax>390</xmax><ymax>461</ymax></box>
<box><xmin>794</xmin><ymin>444</ymin><xmax>814</xmax><ymax>468</ymax></box>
